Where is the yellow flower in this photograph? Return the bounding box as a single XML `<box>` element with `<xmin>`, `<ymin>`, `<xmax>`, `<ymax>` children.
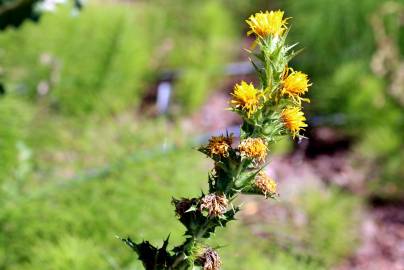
<box><xmin>230</xmin><ymin>81</ymin><xmax>262</xmax><ymax>118</ymax></box>
<box><xmin>255</xmin><ymin>171</ymin><xmax>277</xmax><ymax>198</ymax></box>
<box><xmin>281</xmin><ymin>107</ymin><xmax>308</xmax><ymax>138</ymax></box>
<box><xmin>206</xmin><ymin>135</ymin><xmax>233</xmax><ymax>157</ymax></box>
<box><xmin>238</xmin><ymin>137</ymin><xmax>267</xmax><ymax>163</ymax></box>
<box><xmin>246</xmin><ymin>10</ymin><xmax>288</xmax><ymax>38</ymax></box>
<box><xmin>282</xmin><ymin>69</ymin><xmax>311</xmax><ymax>104</ymax></box>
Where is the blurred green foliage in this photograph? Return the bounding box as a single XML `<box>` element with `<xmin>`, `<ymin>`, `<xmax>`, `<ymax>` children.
<box><xmin>140</xmin><ymin>0</ymin><xmax>237</xmax><ymax>112</ymax></box>
<box><xmin>300</xmin><ymin>189</ymin><xmax>360</xmax><ymax>265</ymax></box>
<box><xmin>0</xmin><ymin>0</ymin><xmax>235</xmax><ymax>115</ymax></box>
<box><xmin>1</xmin><ymin>4</ymin><xmax>152</xmax><ymax>115</ymax></box>
<box><xmin>24</xmin><ymin>236</ymin><xmax>110</xmax><ymax>270</ymax></box>
<box><xmin>283</xmin><ymin>0</ymin><xmax>404</xmax><ymax>198</ymax></box>
<box><xmin>0</xmin><ymin>96</ymin><xmax>31</xmax><ymax>186</ymax></box>
<box><xmin>1</xmin><ymin>147</ymin><xmax>207</xmax><ymax>269</ymax></box>
<box><xmin>285</xmin><ymin>0</ymin><xmax>380</xmax><ymax>77</ymax></box>
<box><xmin>169</xmin><ymin>0</ymin><xmax>236</xmax><ymax>111</ymax></box>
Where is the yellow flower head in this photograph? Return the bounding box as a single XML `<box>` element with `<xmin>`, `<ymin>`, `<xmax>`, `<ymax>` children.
<box><xmin>282</xmin><ymin>69</ymin><xmax>311</xmax><ymax>104</ymax></box>
<box><xmin>281</xmin><ymin>107</ymin><xmax>308</xmax><ymax>138</ymax></box>
<box><xmin>207</xmin><ymin>135</ymin><xmax>233</xmax><ymax>157</ymax></box>
<box><xmin>238</xmin><ymin>137</ymin><xmax>267</xmax><ymax>163</ymax></box>
<box><xmin>255</xmin><ymin>171</ymin><xmax>277</xmax><ymax>198</ymax></box>
<box><xmin>230</xmin><ymin>81</ymin><xmax>262</xmax><ymax>118</ymax></box>
<box><xmin>246</xmin><ymin>10</ymin><xmax>288</xmax><ymax>38</ymax></box>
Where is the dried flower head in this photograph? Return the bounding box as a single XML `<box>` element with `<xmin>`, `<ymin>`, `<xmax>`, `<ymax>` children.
<box><xmin>172</xmin><ymin>198</ymin><xmax>195</xmax><ymax>217</ymax></box>
<box><xmin>197</xmin><ymin>247</ymin><xmax>222</xmax><ymax>270</ymax></box>
<box><xmin>238</xmin><ymin>137</ymin><xmax>267</xmax><ymax>163</ymax></box>
<box><xmin>282</xmin><ymin>69</ymin><xmax>311</xmax><ymax>104</ymax></box>
<box><xmin>255</xmin><ymin>171</ymin><xmax>277</xmax><ymax>197</ymax></box>
<box><xmin>206</xmin><ymin>135</ymin><xmax>233</xmax><ymax>157</ymax></box>
<box><xmin>246</xmin><ymin>10</ymin><xmax>288</xmax><ymax>38</ymax></box>
<box><xmin>200</xmin><ymin>193</ymin><xmax>228</xmax><ymax>217</ymax></box>
<box><xmin>281</xmin><ymin>106</ymin><xmax>307</xmax><ymax>138</ymax></box>
<box><xmin>230</xmin><ymin>81</ymin><xmax>262</xmax><ymax>118</ymax></box>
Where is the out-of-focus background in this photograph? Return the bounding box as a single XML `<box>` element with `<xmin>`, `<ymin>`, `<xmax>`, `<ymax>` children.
<box><xmin>0</xmin><ymin>0</ymin><xmax>403</xmax><ymax>269</ymax></box>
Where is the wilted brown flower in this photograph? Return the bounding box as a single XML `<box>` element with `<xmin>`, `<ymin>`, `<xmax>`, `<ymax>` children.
<box><xmin>254</xmin><ymin>171</ymin><xmax>277</xmax><ymax>198</ymax></box>
<box><xmin>238</xmin><ymin>137</ymin><xmax>267</xmax><ymax>163</ymax></box>
<box><xmin>200</xmin><ymin>193</ymin><xmax>228</xmax><ymax>217</ymax></box>
<box><xmin>197</xmin><ymin>247</ymin><xmax>222</xmax><ymax>270</ymax></box>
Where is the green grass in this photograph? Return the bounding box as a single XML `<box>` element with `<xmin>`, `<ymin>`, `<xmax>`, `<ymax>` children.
<box><xmin>0</xmin><ymin>94</ymin><xmax>206</xmax><ymax>269</ymax></box>
<box><xmin>1</xmin><ymin>150</ymin><xmax>206</xmax><ymax>269</ymax></box>
<box><xmin>0</xmin><ymin>96</ymin><xmax>32</xmax><ymax>185</ymax></box>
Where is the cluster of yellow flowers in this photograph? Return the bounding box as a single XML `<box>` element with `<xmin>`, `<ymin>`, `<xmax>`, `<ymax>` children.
<box><xmin>233</xmin><ymin>10</ymin><xmax>311</xmax><ymax>139</ymax></box>
<box><xmin>206</xmin><ymin>10</ymin><xmax>311</xmax><ymax>200</ymax></box>
<box><xmin>203</xmin><ymin>10</ymin><xmax>312</xmax><ymax>206</ymax></box>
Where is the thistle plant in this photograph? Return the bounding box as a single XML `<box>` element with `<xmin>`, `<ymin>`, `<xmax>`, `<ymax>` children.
<box><xmin>122</xmin><ymin>10</ymin><xmax>311</xmax><ymax>270</ymax></box>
